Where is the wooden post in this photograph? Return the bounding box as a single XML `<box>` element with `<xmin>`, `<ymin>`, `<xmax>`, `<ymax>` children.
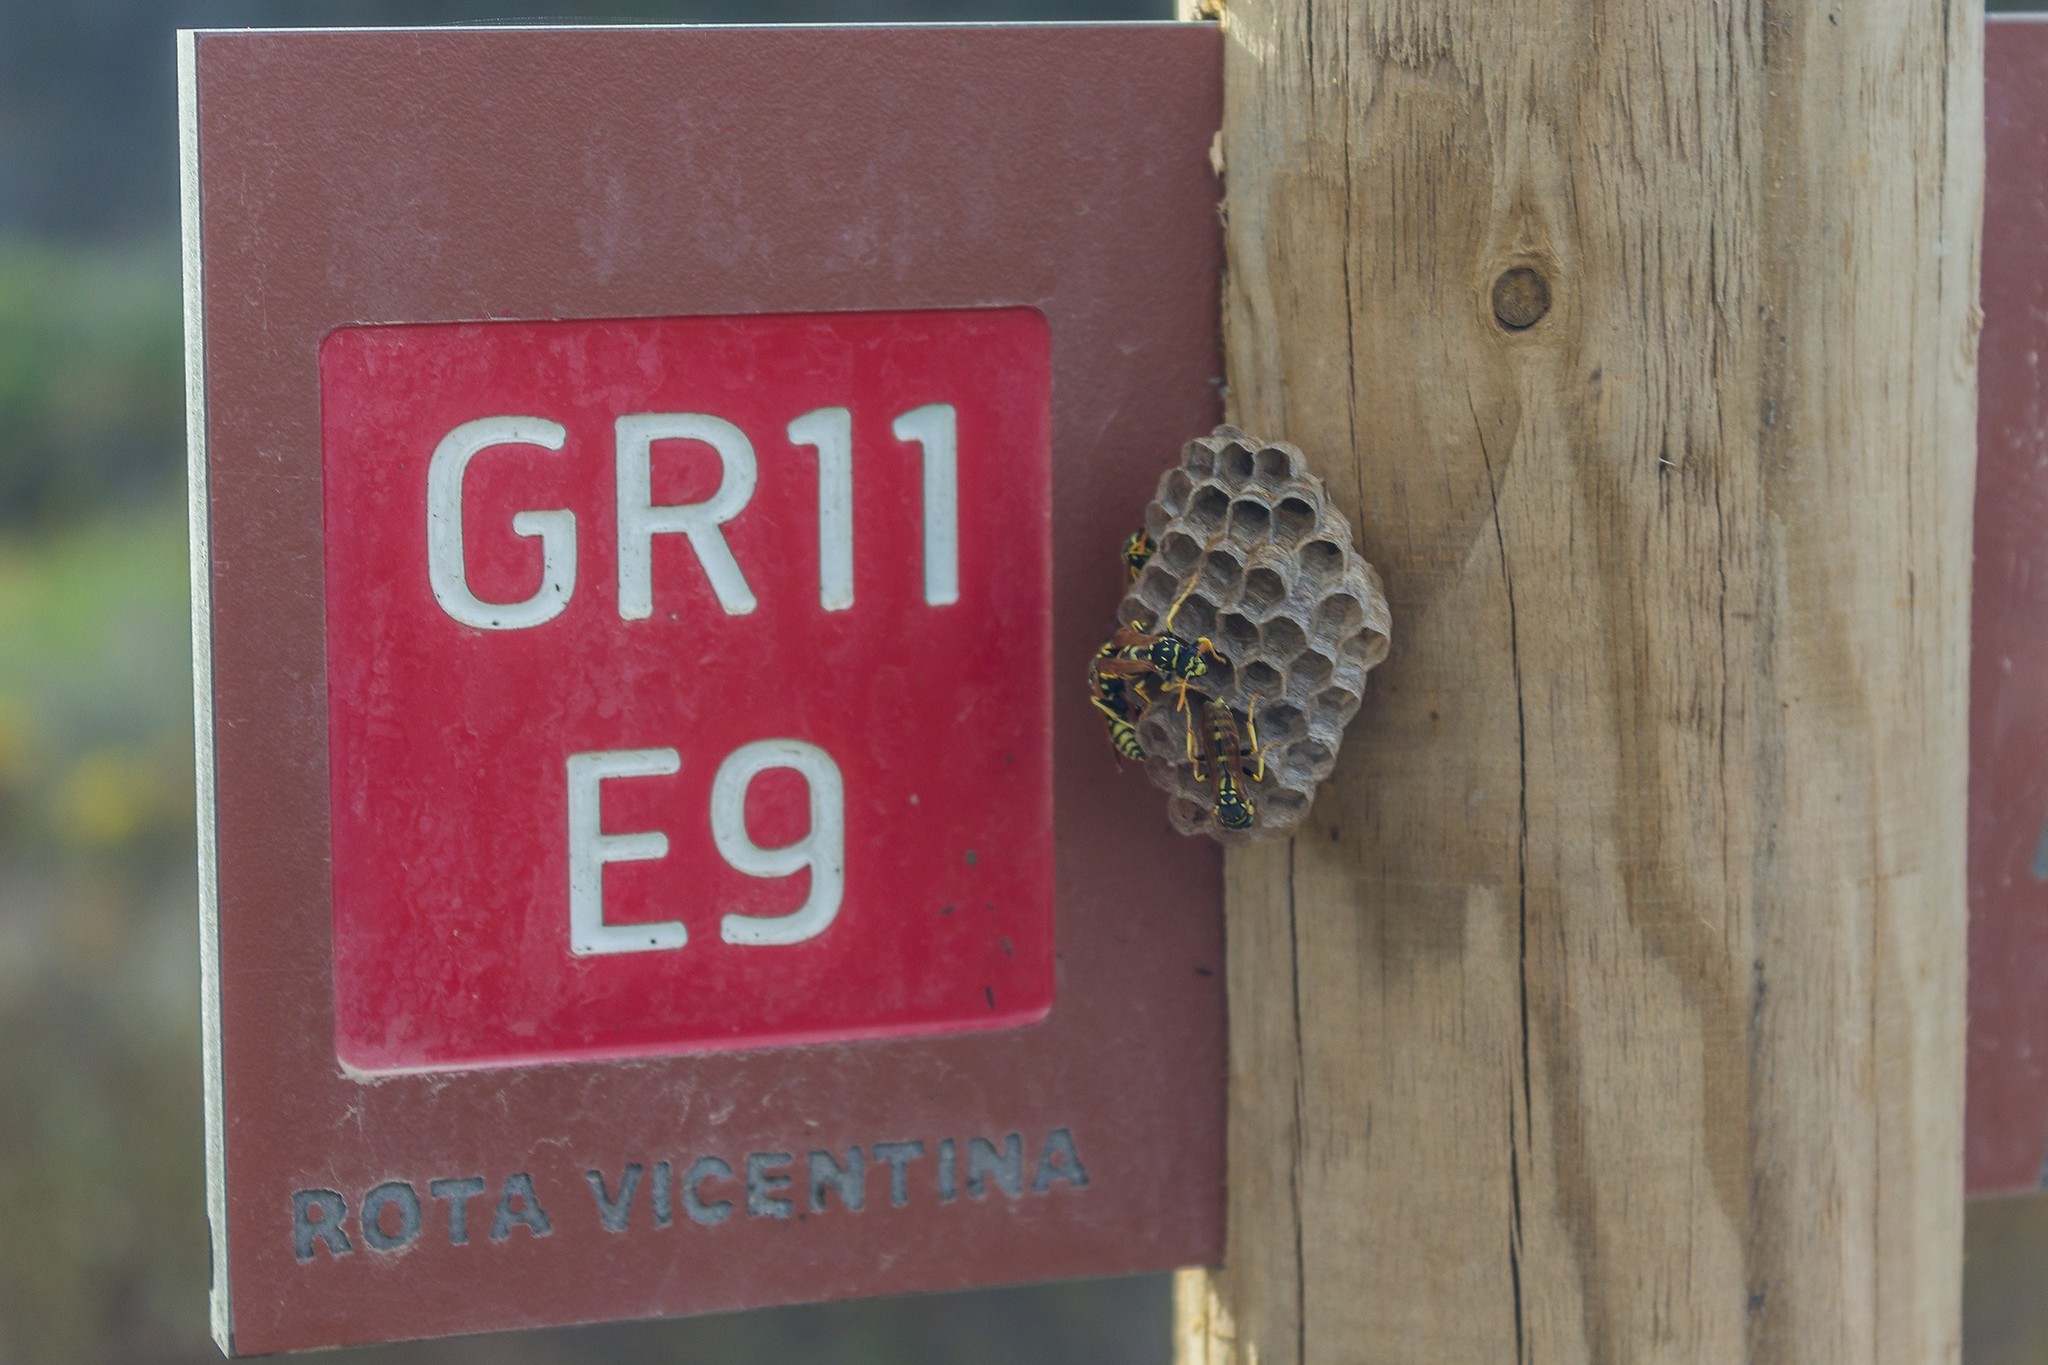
<box><xmin>1175</xmin><ymin>2</ymin><xmax>1980</xmax><ymax>1362</ymax></box>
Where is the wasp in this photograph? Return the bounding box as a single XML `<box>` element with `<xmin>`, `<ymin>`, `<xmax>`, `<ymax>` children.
<box><xmin>1122</xmin><ymin>528</ymin><xmax>1155</xmax><ymax>584</ymax></box>
<box><xmin>1089</xmin><ymin>573</ymin><xmax>1223</xmax><ymax>712</ymax></box>
<box><xmin>1188</xmin><ymin>697</ymin><xmax>1271</xmax><ymax>832</ymax></box>
<box><xmin>1089</xmin><ymin>640</ymin><xmax>1149</xmax><ymax>762</ymax></box>
<box><xmin>1091</xmin><ymin>695</ymin><xmax>1148</xmax><ymax>763</ymax></box>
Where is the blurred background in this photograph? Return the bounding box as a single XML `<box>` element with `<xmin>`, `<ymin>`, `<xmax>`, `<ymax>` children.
<box><xmin>3</xmin><ymin>1</ymin><xmax>2046</xmax><ymax>1362</ymax></box>
<box><xmin>0</xmin><ymin>3</ymin><xmax>1178</xmax><ymax>1362</ymax></box>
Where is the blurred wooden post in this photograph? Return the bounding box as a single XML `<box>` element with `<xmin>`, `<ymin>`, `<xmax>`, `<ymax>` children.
<box><xmin>1174</xmin><ymin>1</ymin><xmax>1980</xmax><ymax>1361</ymax></box>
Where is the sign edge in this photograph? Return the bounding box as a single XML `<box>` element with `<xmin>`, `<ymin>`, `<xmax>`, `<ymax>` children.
<box><xmin>178</xmin><ymin>27</ymin><xmax>234</xmax><ymax>1358</ymax></box>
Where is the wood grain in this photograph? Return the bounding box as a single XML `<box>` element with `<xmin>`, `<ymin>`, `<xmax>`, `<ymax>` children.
<box><xmin>1175</xmin><ymin>1</ymin><xmax>1980</xmax><ymax>1360</ymax></box>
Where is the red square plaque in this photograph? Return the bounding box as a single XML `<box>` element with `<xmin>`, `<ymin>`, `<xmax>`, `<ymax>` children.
<box><xmin>321</xmin><ymin>311</ymin><xmax>1055</xmax><ymax>1072</ymax></box>
<box><xmin>185</xmin><ymin>22</ymin><xmax>1225</xmax><ymax>1356</ymax></box>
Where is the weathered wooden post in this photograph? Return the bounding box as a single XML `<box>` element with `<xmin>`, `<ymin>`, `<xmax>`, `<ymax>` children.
<box><xmin>1175</xmin><ymin>1</ymin><xmax>1981</xmax><ymax>1361</ymax></box>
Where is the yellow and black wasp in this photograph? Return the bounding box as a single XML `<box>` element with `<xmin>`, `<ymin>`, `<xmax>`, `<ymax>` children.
<box><xmin>1089</xmin><ymin>641</ymin><xmax>1149</xmax><ymax>763</ymax></box>
<box><xmin>1122</xmin><ymin>528</ymin><xmax>1155</xmax><ymax>584</ymax></box>
<box><xmin>1089</xmin><ymin>572</ymin><xmax>1223</xmax><ymax>713</ymax></box>
<box><xmin>1188</xmin><ymin>697</ymin><xmax>1270</xmax><ymax>832</ymax></box>
<box><xmin>1092</xmin><ymin>529</ymin><xmax>1158</xmax><ymax>762</ymax></box>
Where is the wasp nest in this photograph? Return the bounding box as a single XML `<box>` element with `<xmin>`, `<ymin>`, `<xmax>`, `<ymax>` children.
<box><xmin>1121</xmin><ymin>427</ymin><xmax>1390</xmax><ymax>844</ymax></box>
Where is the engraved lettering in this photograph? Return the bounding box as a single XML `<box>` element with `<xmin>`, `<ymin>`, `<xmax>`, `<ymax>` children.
<box><xmin>489</xmin><ymin>1173</ymin><xmax>553</xmax><ymax>1240</ymax></box>
<box><xmin>684</xmin><ymin>1156</ymin><xmax>733</xmax><ymax>1226</ymax></box>
<box><xmin>585</xmin><ymin>1163</ymin><xmax>643</xmax><ymax>1233</ymax></box>
<box><xmin>746</xmin><ymin>1151</ymin><xmax>794</xmax><ymax>1219</ymax></box>
<box><xmin>428</xmin><ymin>1176</ymin><xmax>486</xmax><ymax>1245</ymax></box>
<box><xmin>291</xmin><ymin>1189</ymin><xmax>352</xmax><ymax>1263</ymax></box>
<box><xmin>1032</xmin><ymin>1128</ymin><xmax>1089</xmax><ymax>1192</ymax></box>
<box><xmin>966</xmin><ymin>1134</ymin><xmax>1023</xmax><ymax>1199</ymax></box>
<box><xmin>361</xmin><ymin>1180</ymin><xmax>422</xmax><ymax>1251</ymax></box>
<box><xmin>870</xmin><ymin>1140</ymin><xmax>924</xmax><ymax>1209</ymax></box>
<box><xmin>808</xmin><ymin>1147</ymin><xmax>865</xmax><ymax>1214</ymax></box>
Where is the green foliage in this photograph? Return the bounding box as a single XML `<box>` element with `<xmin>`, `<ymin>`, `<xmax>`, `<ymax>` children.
<box><xmin>0</xmin><ymin>497</ymin><xmax>193</xmax><ymax>865</ymax></box>
<box><xmin>0</xmin><ymin>496</ymin><xmax>207</xmax><ymax>1361</ymax></box>
<box><xmin>0</xmin><ymin>239</ymin><xmax>185</xmax><ymax>528</ymax></box>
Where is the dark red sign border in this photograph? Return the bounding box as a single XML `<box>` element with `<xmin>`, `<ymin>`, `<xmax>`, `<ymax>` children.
<box><xmin>184</xmin><ymin>24</ymin><xmax>1224</xmax><ymax>1353</ymax></box>
<box><xmin>1971</xmin><ymin>14</ymin><xmax>2048</xmax><ymax>1197</ymax></box>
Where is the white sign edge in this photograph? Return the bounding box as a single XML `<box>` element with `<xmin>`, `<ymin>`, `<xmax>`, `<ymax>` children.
<box><xmin>178</xmin><ymin>28</ymin><xmax>233</xmax><ymax>1357</ymax></box>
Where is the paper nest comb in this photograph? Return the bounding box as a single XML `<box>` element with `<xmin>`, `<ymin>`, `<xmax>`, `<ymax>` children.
<box><xmin>1120</xmin><ymin>427</ymin><xmax>1391</xmax><ymax>844</ymax></box>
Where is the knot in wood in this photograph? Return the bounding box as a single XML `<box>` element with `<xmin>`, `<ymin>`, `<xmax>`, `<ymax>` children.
<box><xmin>1491</xmin><ymin>266</ymin><xmax>1552</xmax><ymax>331</ymax></box>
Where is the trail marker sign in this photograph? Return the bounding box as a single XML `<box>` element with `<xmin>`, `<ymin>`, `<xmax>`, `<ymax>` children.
<box><xmin>183</xmin><ymin>24</ymin><xmax>1224</xmax><ymax>1353</ymax></box>
<box><xmin>321</xmin><ymin>310</ymin><xmax>1055</xmax><ymax>1073</ymax></box>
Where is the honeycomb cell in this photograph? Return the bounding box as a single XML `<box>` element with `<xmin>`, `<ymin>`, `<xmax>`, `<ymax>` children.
<box><xmin>1200</xmin><ymin>548</ymin><xmax>1246</xmax><ymax>595</ymax></box>
<box><xmin>1174</xmin><ymin>593</ymin><xmax>1219</xmax><ymax>639</ymax></box>
<box><xmin>1199</xmin><ymin>658</ymin><xmax>1238</xmax><ymax>696</ymax></box>
<box><xmin>1317</xmin><ymin>687</ymin><xmax>1362</xmax><ymax>722</ymax></box>
<box><xmin>1328</xmin><ymin>659</ymin><xmax>1368</xmax><ymax>701</ymax></box>
<box><xmin>1284</xmin><ymin>739</ymin><xmax>1335</xmax><ymax>785</ymax></box>
<box><xmin>1223</xmin><ymin>441</ymin><xmax>1257</xmax><ymax>483</ymax></box>
<box><xmin>1162</xmin><ymin>468</ymin><xmax>1195</xmax><ymax>516</ymax></box>
<box><xmin>1241</xmin><ymin>660</ymin><xmax>1283</xmax><ymax>694</ymax></box>
<box><xmin>1188</xmin><ymin>485</ymin><xmax>1230</xmax><ymax>533</ymax></box>
<box><xmin>1258</xmin><ymin>702</ymin><xmax>1305</xmax><ymax>742</ymax></box>
<box><xmin>1300</xmin><ymin>538</ymin><xmax>1345</xmax><ymax>586</ymax></box>
<box><xmin>1241</xmin><ymin>566</ymin><xmax>1288</xmax><ymax>615</ymax></box>
<box><xmin>1315</xmin><ymin>592</ymin><xmax>1366</xmax><ymax>637</ymax></box>
<box><xmin>1159</xmin><ymin>530</ymin><xmax>1203</xmax><ymax>574</ymax></box>
<box><xmin>1228</xmin><ymin>497</ymin><xmax>1273</xmax><ymax>542</ymax></box>
<box><xmin>1291</xmin><ymin>650</ymin><xmax>1336</xmax><ymax>691</ymax></box>
<box><xmin>1125</xmin><ymin>569</ymin><xmax>1172</xmax><ymax>625</ymax></box>
<box><xmin>1341</xmin><ymin>626</ymin><xmax>1380</xmax><ymax>665</ymax></box>
<box><xmin>1273</xmin><ymin>494</ymin><xmax>1317</xmax><ymax>543</ymax></box>
<box><xmin>1262</xmin><ymin>617</ymin><xmax>1308</xmax><ymax>661</ymax></box>
<box><xmin>1219</xmin><ymin>611</ymin><xmax>1261</xmax><ymax>656</ymax></box>
<box><xmin>1253</xmin><ymin>445</ymin><xmax>1296</xmax><ymax>488</ymax></box>
<box><xmin>1144</xmin><ymin>503</ymin><xmax>1173</xmax><ymax>544</ymax></box>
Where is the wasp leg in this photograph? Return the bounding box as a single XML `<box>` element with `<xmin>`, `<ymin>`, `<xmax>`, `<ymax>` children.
<box><xmin>1247</xmin><ymin>743</ymin><xmax>1276</xmax><ymax>783</ymax></box>
<box><xmin>1161</xmin><ymin>571</ymin><xmax>1204</xmax><ymax>633</ymax></box>
<box><xmin>1243</xmin><ymin>696</ymin><xmax>1272</xmax><ymax>781</ymax></box>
